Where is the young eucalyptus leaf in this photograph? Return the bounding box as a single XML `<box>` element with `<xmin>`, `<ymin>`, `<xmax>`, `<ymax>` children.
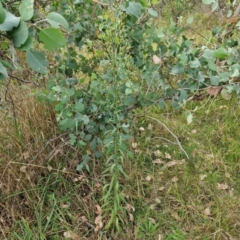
<box><xmin>0</xmin><ymin>2</ymin><xmax>6</xmax><ymax>24</ymax></box>
<box><xmin>0</xmin><ymin>11</ymin><xmax>20</xmax><ymax>31</ymax></box>
<box><xmin>0</xmin><ymin>60</ymin><xmax>13</xmax><ymax>69</ymax></box>
<box><xmin>19</xmin><ymin>0</ymin><xmax>34</xmax><ymax>21</ymax></box>
<box><xmin>8</xmin><ymin>21</ymin><xmax>29</xmax><ymax>47</ymax></box>
<box><xmin>46</xmin><ymin>12</ymin><xmax>69</xmax><ymax>30</ymax></box>
<box><xmin>39</xmin><ymin>28</ymin><xmax>66</xmax><ymax>51</ymax></box>
<box><xmin>126</xmin><ymin>2</ymin><xmax>142</xmax><ymax>18</ymax></box>
<box><xmin>213</xmin><ymin>48</ymin><xmax>229</xmax><ymax>59</ymax></box>
<box><xmin>202</xmin><ymin>0</ymin><xmax>215</xmax><ymax>4</ymax></box>
<box><xmin>0</xmin><ymin>62</ymin><xmax>8</xmax><ymax>80</ymax></box>
<box><xmin>26</xmin><ymin>49</ymin><xmax>48</xmax><ymax>74</ymax></box>
<box><xmin>17</xmin><ymin>35</ymin><xmax>33</xmax><ymax>51</ymax></box>
<box><xmin>148</xmin><ymin>8</ymin><xmax>158</xmax><ymax>17</ymax></box>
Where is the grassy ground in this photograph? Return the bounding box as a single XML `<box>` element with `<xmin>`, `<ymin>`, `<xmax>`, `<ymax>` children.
<box><xmin>1</xmin><ymin>80</ymin><xmax>240</xmax><ymax>239</ymax></box>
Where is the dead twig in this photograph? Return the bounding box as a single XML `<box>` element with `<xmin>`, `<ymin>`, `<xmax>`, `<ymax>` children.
<box><xmin>146</xmin><ymin>115</ymin><xmax>190</xmax><ymax>160</ymax></box>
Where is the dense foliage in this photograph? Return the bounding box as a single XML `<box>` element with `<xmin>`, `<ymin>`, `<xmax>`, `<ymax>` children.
<box><xmin>1</xmin><ymin>0</ymin><xmax>240</xmax><ymax>230</ymax></box>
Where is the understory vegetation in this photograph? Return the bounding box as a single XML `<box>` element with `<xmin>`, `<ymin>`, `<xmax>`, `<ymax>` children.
<box><xmin>1</xmin><ymin>0</ymin><xmax>240</xmax><ymax>239</ymax></box>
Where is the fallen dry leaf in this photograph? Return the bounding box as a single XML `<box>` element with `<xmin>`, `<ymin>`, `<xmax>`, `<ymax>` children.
<box><xmin>63</xmin><ymin>231</ymin><xmax>80</xmax><ymax>240</ymax></box>
<box><xmin>164</xmin><ymin>160</ymin><xmax>177</xmax><ymax>168</ymax></box>
<box><xmin>165</xmin><ymin>152</ymin><xmax>171</xmax><ymax>159</ymax></box>
<box><xmin>132</xmin><ymin>142</ymin><xmax>138</xmax><ymax>149</ymax></box>
<box><xmin>217</xmin><ymin>183</ymin><xmax>229</xmax><ymax>190</ymax></box>
<box><xmin>153</xmin><ymin>55</ymin><xmax>162</xmax><ymax>64</ymax></box>
<box><xmin>152</xmin><ymin>159</ymin><xmax>164</xmax><ymax>164</ymax></box>
<box><xmin>148</xmin><ymin>217</ymin><xmax>156</xmax><ymax>224</ymax></box>
<box><xmin>95</xmin><ymin>205</ymin><xmax>102</xmax><ymax>215</ymax></box>
<box><xmin>154</xmin><ymin>150</ymin><xmax>162</xmax><ymax>157</ymax></box>
<box><xmin>61</xmin><ymin>203</ymin><xmax>70</xmax><ymax>209</ymax></box>
<box><xmin>23</xmin><ymin>151</ymin><xmax>30</xmax><ymax>159</ymax></box>
<box><xmin>158</xmin><ymin>186</ymin><xmax>165</xmax><ymax>191</ymax></box>
<box><xmin>155</xmin><ymin>198</ymin><xmax>161</xmax><ymax>204</ymax></box>
<box><xmin>148</xmin><ymin>124</ymin><xmax>153</xmax><ymax>130</ymax></box>
<box><xmin>191</xmin><ymin>129</ymin><xmax>197</xmax><ymax>134</ymax></box>
<box><xmin>171</xmin><ymin>212</ymin><xmax>181</xmax><ymax>221</ymax></box>
<box><xmin>171</xmin><ymin>176</ymin><xmax>179</xmax><ymax>183</ymax></box>
<box><xmin>94</xmin><ymin>215</ymin><xmax>103</xmax><ymax>232</ymax></box>
<box><xmin>204</xmin><ymin>207</ymin><xmax>211</xmax><ymax>216</ymax></box>
<box><xmin>47</xmin><ymin>165</ymin><xmax>53</xmax><ymax>172</ymax></box>
<box><xmin>129</xmin><ymin>213</ymin><xmax>134</xmax><ymax>222</ymax></box>
<box><xmin>225</xmin><ymin>172</ymin><xmax>231</xmax><ymax>178</ymax></box>
<box><xmin>125</xmin><ymin>203</ymin><xmax>135</xmax><ymax>212</ymax></box>
<box><xmin>20</xmin><ymin>166</ymin><xmax>27</xmax><ymax>173</ymax></box>
<box><xmin>206</xmin><ymin>86</ymin><xmax>222</xmax><ymax>96</ymax></box>
<box><xmin>146</xmin><ymin>175</ymin><xmax>152</xmax><ymax>181</ymax></box>
<box><xmin>73</xmin><ymin>175</ymin><xmax>85</xmax><ymax>182</ymax></box>
<box><xmin>200</xmin><ymin>174</ymin><xmax>207</xmax><ymax>180</ymax></box>
<box><xmin>79</xmin><ymin>216</ymin><xmax>88</xmax><ymax>222</ymax></box>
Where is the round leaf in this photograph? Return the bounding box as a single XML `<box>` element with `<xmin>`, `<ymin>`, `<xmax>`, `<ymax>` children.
<box><xmin>17</xmin><ymin>35</ymin><xmax>33</xmax><ymax>51</ymax></box>
<box><xmin>39</xmin><ymin>28</ymin><xmax>66</xmax><ymax>51</ymax></box>
<box><xmin>126</xmin><ymin>2</ymin><xmax>142</xmax><ymax>18</ymax></box>
<box><xmin>148</xmin><ymin>8</ymin><xmax>158</xmax><ymax>17</ymax></box>
<box><xmin>26</xmin><ymin>50</ymin><xmax>48</xmax><ymax>74</ymax></box>
<box><xmin>19</xmin><ymin>0</ymin><xmax>34</xmax><ymax>21</ymax></box>
<box><xmin>8</xmin><ymin>21</ymin><xmax>29</xmax><ymax>47</ymax></box>
<box><xmin>46</xmin><ymin>12</ymin><xmax>69</xmax><ymax>30</ymax></box>
<box><xmin>221</xmin><ymin>88</ymin><xmax>232</xmax><ymax>100</ymax></box>
<box><xmin>213</xmin><ymin>48</ymin><xmax>229</xmax><ymax>59</ymax></box>
<box><xmin>0</xmin><ymin>11</ymin><xmax>20</xmax><ymax>31</ymax></box>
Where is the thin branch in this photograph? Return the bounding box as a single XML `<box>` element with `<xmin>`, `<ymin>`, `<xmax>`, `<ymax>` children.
<box><xmin>8</xmin><ymin>73</ymin><xmax>39</xmax><ymax>85</ymax></box>
<box><xmin>8</xmin><ymin>161</ymin><xmax>80</xmax><ymax>176</ymax></box>
<box><xmin>146</xmin><ymin>115</ymin><xmax>190</xmax><ymax>160</ymax></box>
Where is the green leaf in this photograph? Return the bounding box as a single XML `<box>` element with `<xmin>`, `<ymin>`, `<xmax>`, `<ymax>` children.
<box><xmin>75</xmin><ymin>101</ymin><xmax>85</xmax><ymax>112</ymax></box>
<box><xmin>26</xmin><ymin>50</ymin><xmax>48</xmax><ymax>74</ymax></box>
<box><xmin>185</xmin><ymin>110</ymin><xmax>193</xmax><ymax>124</ymax></box>
<box><xmin>148</xmin><ymin>8</ymin><xmax>158</xmax><ymax>17</ymax></box>
<box><xmin>0</xmin><ymin>62</ymin><xmax>8</xmax><ymax>80</ymax></box>
<box><xmin>190</xmin><ymin>58</ymin><xmax>200</xmax><ymax>68</ymax></box>
<box><xmin>0</xmin><ymin>2</ymin><xmax>6</xmax><ymax>24</ymax></box>
<box><xmin>171</xmin><ymin>64</ymin><xmax>184</xmax><ymax>75</ymax></box>
<box><xmin>8</xmin><ymin>21</ymin><xmax>29</xmax><ymax>47</ymax></box>
<box><xmin>210</xmin><ymin>75</ymin><xmax>219</xmax><ymax>85</ymax></box>
<box><xmin>197</xmin><ymin>71</ymin><xmax>205</xmax><ymax>82</ymax></box>
<box><xmin>202</xmin><ymin>0</ymin><xmax>215</xmax><ymax>4</ymax></box>
<box><xmin>212</xmin><ymin>1</ymin><xmax>218</xmax><ymax>12</ymax></box>
<box><xmin>156</xmin><ymin>27</ymin><xmax>165</xmax><ymax>38</ymax></box>
<box><xmin>19</xmin><ymin>0</ymin><xmax>34</xmax><ymax>21</ymax></box>
<box><xmin>17</xmin><ymin>35</ymin><xmax>33</xmax><ymax>51</ymax></box>
<box><xmin>82</xmin><ymin>115</ymin><xmax>90</xmax><ymax>124</ymax></box>
<box><xmin>207</xmin><ymin>59</ymin><xmax>217</xmax><ymax>71</ymax></box>
<box><xmin>179</xmin><ymin>89</ymin><xmax>188</xmax><ymax>103</ymax></box>
<box><xmin>187</xmin><ymin>17</ymin><xmax>193</xmax><ymax>25</ymax></box>
<box><xmin>152</xmin><ymin>0</ymin><xmax>158</xmax><ymax>4</ymax></box>
<box><xmin>0</xmin><ymin>11</ymin><xmax>20</xmax><ymax>31</ymax></box>
<box><xmin>0</xmin><ymin>60</ymin><xmax>13</xmax><ymax>69</ymax></box>
<box><xmin>126</xmin><ymin>2</ymin><xmax>142</xmax><ymax>18</ymax></box>
<box><xmin>39</xmin><ymin>28</ymin><xmax>66</xmax><ymax>51</ymax></box>
<box><xmin>124</xmin><ymin>95</ymin><xmax>135</xmax><ymax>106</ymax></box>
<box><xmin>231</xmin><ymin>68</ymin><xmax>239</xmax><ymax>78</ymax></box>
<box><xmin>46</xmin><ymin>12</ymin><xmax>69</xmax><ymax>30</ymax></box>
<box><xmin>213</xmin><ymin>48</ymin><xmax>229</xmax><ymax>59</ymax></box>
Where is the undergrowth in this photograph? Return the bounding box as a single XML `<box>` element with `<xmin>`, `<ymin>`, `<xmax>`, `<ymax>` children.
<box><xmin>1</xmin><ymin>82</ymin><xmax>240</xmax><ymax>239</ymax></box>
